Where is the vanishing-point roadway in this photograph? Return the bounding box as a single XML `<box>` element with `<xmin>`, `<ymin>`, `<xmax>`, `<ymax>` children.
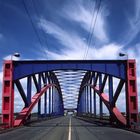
<box><xmin>0</xmin><ymin>116</ymin><xmax>140</xmax><ymax>140</ymax></box>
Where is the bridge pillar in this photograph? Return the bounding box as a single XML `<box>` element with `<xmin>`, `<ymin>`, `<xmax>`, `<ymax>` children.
<box><xmin>2</xmin><ymin>61</ymin><xmax>14</xmax><ymax>128</ymax></box>
<box><xmin>84</xmin><ymin>88</ymin><xmax>86</xmax><ymax>114</ymax></box>
<box><xmin>44</xmin><ymin>91</ymin><xmax>47</xmax><ymax>115</ymax></box>
<box><xmin>27</xmin><ymin>76</ymin><xmax>32</xmax><ymax>105</ymax></box>
<box><xmin>90</xmin><ymin>87</ymin><xmax>92</xmax><ymax>115</ymax></box>
<box><xmin>27</xmin><ymin>76</ymin><xmax>32</xmax><ymax>120</ymax></box>
<box><xmin>92</xmin><ymin>72</ymin><xmax>96</xmax><ymax>118</ymax></box>
<box><xmin>108</xmin><ymin>75</ymin><xmax>114</xmax><ymax>124</ymax></box>
<box><xmin>126</xmin><ymin>60</ymin><xmax>138</xmax><ymax>128</ymax></box>
<box><xmin>44</xmin><ymin>74</ymin><xmax>48</xmax><ymax>116</ymax></box>
<box><xmin>86</xmin><ymin>86</ymin><xmax>89</xmax><ymax>114</ymax></box>
<box><xmin>93</xmin><ymin>90</ymin><xmax>96</xmax><ymax>117</ymax></box>
<box><xmin>38</xmin><ymin>74</ymin><xmax>41</xmax><ymax>117</ymax></box>
<box><xmin>51</xmin><ymin>87</ymin><xmax>54</xmax><ymax>115</ymax></box>
<box><xmin>81</xmin><ymin>90</ymin><xmax>83</xmax><ymax>114</ymax></box>
<box><xmin>49</xmin><ymin>88</ymin><xmax>51</xmax><ymax>115</ymax></box>
<box><xmin>99</xmin><ymin>73</ymin><xmax>103</xmax><ymax>119</ymax></box>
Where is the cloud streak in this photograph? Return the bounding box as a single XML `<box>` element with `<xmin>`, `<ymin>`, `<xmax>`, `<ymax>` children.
<box><xmin>61</xmin><ymin>0</ymin><xmax>109</xmax><ymax>43</ymax></box>
<box><xmin>38</xmin><ymin>18</ymin><xmax>122</xmax><ymax>60</ymax></box>
<box><xmin>121</xmin><ymin>0</ymin><xmax>140</xmax><ymax>46</ymax></box>
<box><xmin>38</xmin><ymin>16</ymin><xmax>140</xmax><ymax>111</ymax></box>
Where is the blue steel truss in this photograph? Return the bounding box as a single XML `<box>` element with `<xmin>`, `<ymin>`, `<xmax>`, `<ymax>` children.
<box><xmin>13</xmin><ymin>60</ymin><xmax>127</xmax><ymax>80</ymax></box>
<box><xmin>2</xmin><ymin>59</ymin><xmax>138</xmax><ymax>129</ymax></box>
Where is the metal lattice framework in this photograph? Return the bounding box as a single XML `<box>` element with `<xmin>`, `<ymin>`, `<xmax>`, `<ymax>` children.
<box><xmin>1</xmin><ymin>60</ymin><xmax>138</xmax><ymax>128</ymax></box>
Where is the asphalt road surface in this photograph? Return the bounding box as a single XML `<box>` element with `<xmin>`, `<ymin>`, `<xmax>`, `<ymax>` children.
<box><xmin>0</xmin><ymin>116</ymin><xmax>140</xmax><ymax>140</ymax></box>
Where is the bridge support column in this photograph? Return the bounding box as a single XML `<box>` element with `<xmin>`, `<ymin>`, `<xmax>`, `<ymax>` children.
<box><xmin>84</xmin><ymin>88</ymin><xmax>86</xmax><ymax>114</ymax></box>
<box><xmin>86</xmin><ymin>86</ymin><xmax>89</xmax><ymax>114</ymax></box>
<box><xmin>109</xmin><ymin>75</ymin><xmax>114</xmax><ymax>124</ymax></box>
<box><xmin>27</xmin><ymin>76</ymin><xmax>32</xmax><ymax>105</ymax></box>
<box><xmin>99</xmin><ymin>73</ymin><xmax>103</xmax><ymax>119</ymax></box>
<box><xmin>126</xmin><ymin>60</ymin><xmax>138</xmax><ymax>128</ymax></box>
<box><xmin>52</xmin><ymin>87</ymin><xmax>54</xmax><ymax>115</ymax></box>
<box><xmin>79</xmin><ymin>96</ymin><xmax>82</xmax><ymax>114</ymax></box>
<box><xmin>90</xmin><ymin>87</ymin><xmax>92</xmax><ymax>115</ymax></box>
<box><xmin>91</xmin><ymin>72</ymin><xmax>96</xmax><ymax>118</ymax></box>
<box><xmin>27</xmin><ymin>76</ymin><xmax>32</xmax><ymax>120</ymax></box>
<box><xmin>43</xmin><ymin>73</ymin><xmax>47</xmax><ymax>116</ymax></box>
<box><xmin>49</xmin><ymin>88</ymin><xmax>51</xmax><ymax>115</ymax></box>
<box><xmin>2</xmin><ymin>61</ymin><xmax>14</xmax><ymax>128</ymax></box>
<box><xmin>86</xmin><ymin>87</ymin><xmax>88</xmax><ymax>114</ymax></box>
<box><xmin>44</xmin><ymin>91</ymin><xmax>47</xmax><ymax>115</ymax></box>
<box><xmin>38</xmin><ymin>74</ymin><xmax>41</xmax><ymax>117</ymax></box>
<box><xmin>93</xmin><ymin>90</ymin><xmax>96</xmax><ymax>118</ymax></box>
<box><xmin>81</xmin><ymin>90</ymin><xmax>83</xmax><ymax>114</ymax></box>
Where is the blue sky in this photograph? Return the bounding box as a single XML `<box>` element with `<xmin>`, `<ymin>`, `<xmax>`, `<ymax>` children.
<box><xmin>0</xmin><ymin>0</ymin><xmax>140</xmax><ymax>112</ymax></box>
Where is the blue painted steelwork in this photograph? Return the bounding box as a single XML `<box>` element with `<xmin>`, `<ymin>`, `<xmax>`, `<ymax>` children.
<box><xmin>84</xmin><ymin>88</ymin><xmax>86</xmax><ymax>113</ymax></box>
<box><xmin>109</xmin><ymin>76</ymin><xmax>113</xmax><ymax>103</ymax></box>
<box><xmin>38</xmin><ymin>74</ymin><xmax>41</xmax><ymax>117</ymax></box>
<box><xmin>3</xmin><ymin>59</ymin><xmax>138</xmax><ymax>129</ymax></box>
<box><xmin>99</xmin><ymin>73</ymin><xmax>103</xmax><ymax>119</ymax></box>
<box><xmin>52</xmin><ymin>86</ymin><xmax>54</xmax><ymax>114</ymax></box>
<box><xmin>27</xmin><ymin>76</ymin><xmax>32</xmax><ymax>105</ymax></box>
<box><xmin>13</xmin><ymin>60</ymin><xmax>127</xmax><ymax>80</ymax></box>
<box><xmin>44</xmin><ymin>74</ymin><xmax>48</xmax><ymax>115</ymax></box>
<box><xmin>77</xmin><ymin>61</ymin><xmax>138</xmax><ymax>128</ymax></box>
<box><xmin>94</xmin><ymin>90</ymin><xmax>96</xmax><ymax>117</ymax></box>
<box><xmin>90</xmin><ymin>87</ymin><xmax>92</xmax><ymax>114</ymax></box>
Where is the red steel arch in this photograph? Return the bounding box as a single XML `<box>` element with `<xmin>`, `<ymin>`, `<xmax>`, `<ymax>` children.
<box><xmin>77</xmin><ymin>60</ymin><xmax>138</xmax><ymax>128</ymax></box>
<box><xmin>1</xmin><ymin>59</ymin><xmax>139</xmax><ymax>129</ymax></box>
<box><xmin>14</xmin><ymin>84</ymin><xmax>58</xmax><ymax>127</ymax></box>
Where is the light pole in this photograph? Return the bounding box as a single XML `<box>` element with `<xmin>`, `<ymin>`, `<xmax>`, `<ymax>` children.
<box><xmin>11</xmin><ymin>53</ymin><xmax>20</xmax><ymax>60</ymax></box>
<box><xmin>119</xmin><ymin>52</ymin><xmax>128</xmax><ymax>59</ymax></box>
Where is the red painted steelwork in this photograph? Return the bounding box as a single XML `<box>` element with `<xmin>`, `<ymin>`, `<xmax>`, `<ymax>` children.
<box><xmin>14</xmin><ymin>84</ymin><xmax>56</xmax><ymax>127</ymax></box>
<box><xmin>126</xmin><ymin>60</ymin><xmax>138</xmax><ymax>128</ymax></box>
<box><xmin>2</xmin><ymin>60</ymin><xmax>14</xmax><ymax>128</ymax></box>
<box><xmin>92</xmin><ymin>86</ymin><xmax>127</xmax><ymax>125</ymax></box>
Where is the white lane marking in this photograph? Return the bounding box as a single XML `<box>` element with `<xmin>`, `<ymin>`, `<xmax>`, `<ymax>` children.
<box><xmin>68</xmin><ymin>117</ymin><xmax>71</xmax><ymax>140</ymax></box>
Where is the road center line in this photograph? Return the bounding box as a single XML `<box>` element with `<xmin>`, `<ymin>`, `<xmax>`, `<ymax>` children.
<box><xmin>68</xmin><ymin>117</ymin><xmax>71</xmax><ymax>140</ymax></box>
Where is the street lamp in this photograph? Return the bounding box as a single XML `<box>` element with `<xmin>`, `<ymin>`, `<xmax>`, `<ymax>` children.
<box><xmin>119</xmin><ymin>52</ymin><xmax>128</xmax><ymax>59</ymax></box>
<box><xmin>11</xmin><ymin>52</ymin><xmax>20</xmax><ymax>60</ymax></box>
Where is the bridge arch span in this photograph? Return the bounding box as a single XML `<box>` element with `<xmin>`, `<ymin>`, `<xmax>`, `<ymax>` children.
<box><xmin>1</xmin><ymin>60</ymin><xmax>138</xmax><ymax>128</ymax></box>
<box><xmin>14</xmin><ymin>84</ymin><xmax>61</xmax><ymax>126</ymax></box>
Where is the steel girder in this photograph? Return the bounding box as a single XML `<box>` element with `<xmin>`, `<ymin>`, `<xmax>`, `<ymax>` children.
<box><xmin>1</xmin><ymin>59</ymin><xmax>138</xmax><ymax>129</ymax></box>
<box><xmin>2</xmin><ymin>61</ymin><xmax>64</xmax><ymax>128</ymax></box>
<box><xmin>77</xmin><ymin>60</ymin><xmax>138</xmax><ymax>128</ymax></box>
<box><xmin>14</xmin><ymin>84</ymin><xmax>59</xmax><ymax>126</ymax></box>
<box><xmin>12</xmin><ymin>60</ymin><xmax>126</xmax><ymax>80</ymax></box>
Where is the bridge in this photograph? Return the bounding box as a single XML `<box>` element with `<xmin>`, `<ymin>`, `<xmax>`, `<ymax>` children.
<box><xmin>0</xmin><ymin>59</ymin><xmax>140</xmax><ymax>139</ymax></box>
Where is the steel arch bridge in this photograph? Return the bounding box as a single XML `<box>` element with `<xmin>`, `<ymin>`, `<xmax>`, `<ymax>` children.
<box><xmin>1</xmin><ymin>60</ymin><xmax>138</xmax><ymax>128</ymax></box>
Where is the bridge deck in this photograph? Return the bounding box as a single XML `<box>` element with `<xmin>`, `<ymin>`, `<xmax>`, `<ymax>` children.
<box><xmin>0</xmin><ymin>116</ymin><xmax>140</xmax><ymax>140</ymax></box>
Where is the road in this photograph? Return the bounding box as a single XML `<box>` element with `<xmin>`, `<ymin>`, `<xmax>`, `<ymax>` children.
<box><xmin>0</xmin><ymin>116</ymin><xmax>140</xmax><ymax>140</ymax></box>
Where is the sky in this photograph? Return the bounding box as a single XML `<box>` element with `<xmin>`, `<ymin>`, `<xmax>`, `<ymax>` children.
<box><xmin>0</xmin><ymin>0</ymin><xmax>140</xmax><ymax>113</ymax></box>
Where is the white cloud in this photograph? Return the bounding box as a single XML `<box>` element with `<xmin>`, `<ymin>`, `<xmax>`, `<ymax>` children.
<box><xmin>45</xmin><ymin>43</ymin><xmax>122</xmax><ymax>60</ymax></box>
<box><xmin>38</xmin><ymin>18</ymin><xmax>140</xmax><ymax>112</ymax></box>
<box><xmin>135</xmin><ymin>0</ymin><xmax>140</xmax><ymax>22</ymax></box>
<box><xmin>122</xmin><ymin>0</ymin><xmax>140</xmax><ymax>45</ymax></box>
<box><xmin>38</xmin><ymin>18</ymin><xmax>86</xmax><ymax>59</ymax></box>
<box><xmin>87</xmin><ymin>43</ymin><xmax>122</xmax><ymax>59</ymax></box>
<box><xmin>61</xmin><ymin>0</ymin><xmax>109</xmax><ymax>43</ymax></box>
<box><xmin>39</xmin><ymin>19</ymin><xmax>122</xmax><ymax>60</ymax></box>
